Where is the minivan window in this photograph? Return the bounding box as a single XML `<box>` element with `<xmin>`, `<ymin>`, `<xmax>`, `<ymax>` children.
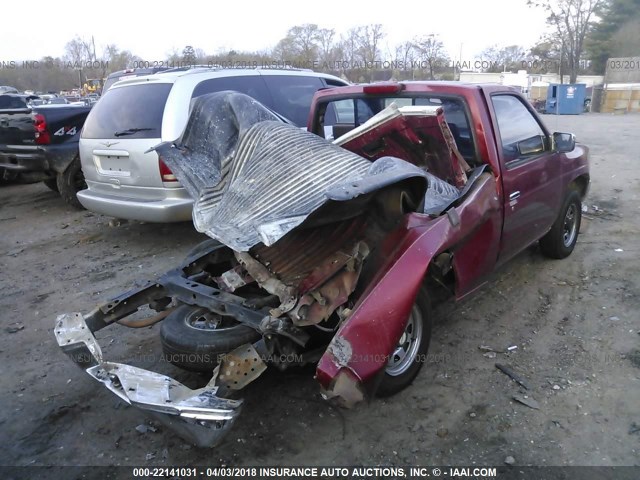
<box><xmin>82</xmin><ymin>84</ymin><xmax>172</xmax><ymax>139</ymax></box>
<box><xmin>263</xmin><ymin>75</ymin><xmax>325</xmax><ymax>126</ymax></box>
<box><xmin>192</xmin><ymin>76</ymin><xmax>272</xmax><ymax>107</ymax></box>
<box><xmin>102</xmin><ymin>75</ymin><xmax>134</xmax><ymax>93</ymax></box>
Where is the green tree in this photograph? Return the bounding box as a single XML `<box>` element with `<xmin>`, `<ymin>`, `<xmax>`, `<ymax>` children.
<box><xmin>273</xmin><ymin>24</ymin><xmax>321</xmax><ymax>65</ymax></box>
<box><xmin>529</xmin><ymin>0</ymin><xmax>605</xmax><ymax>82</ymax></box>
<box><xmin>586</xmin><ymin>0</ymin><xmax>640</xmax><ymax>73</ymax></box>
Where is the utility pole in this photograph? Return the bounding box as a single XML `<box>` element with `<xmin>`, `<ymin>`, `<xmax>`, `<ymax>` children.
<box><xmin>559</xmin><ymin>40</ymin><xmax>564</xmax><ymax>84</ymax></box>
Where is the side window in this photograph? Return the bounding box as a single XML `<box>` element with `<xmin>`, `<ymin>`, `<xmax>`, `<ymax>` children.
<box><xmin>192</xmin><ymin>76</ymin><xmax>272</xmax><ymax>107</ymax></box>
<box><xmin>491</xmin><ymin>94</ymin><xmax>547</xmax><ymax>163</ymax></box>
<box><xmin>263</xmin><ymin>75</ymin><xmax>324</xmax><ymax>127</ymax></box>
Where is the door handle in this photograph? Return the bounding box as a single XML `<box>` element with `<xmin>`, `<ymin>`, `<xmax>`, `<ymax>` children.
<box><xmin>509</xmin><ymin>191</ymin><xmax>521</xmax><ymax>200</ymax></box>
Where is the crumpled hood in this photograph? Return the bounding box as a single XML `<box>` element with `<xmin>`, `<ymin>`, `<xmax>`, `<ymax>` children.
<box><xmin>153</xmin><ymin>92</ymin><xmax>459</xmax><ymax>251</ymax></box>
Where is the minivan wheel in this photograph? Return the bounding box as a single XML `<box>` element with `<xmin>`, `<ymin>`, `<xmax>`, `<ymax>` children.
<box><xmin>57</xmin><ymin>156</ymin><xmax>86</xmax><ymax>209</ymax></box>
<box><xmin>43</xmin><ymin>177</ymin><xmax>59</xmax><ymax>192</ymax></box>
<box><xmin>160</xmin><ymin>305</ymin><xmax>262</xmax><ymax>371</ymax></box>
<box><xmin>377</xmin><ymin>288</ymin><xmax>432</xmax><ymax>397</ymax></box>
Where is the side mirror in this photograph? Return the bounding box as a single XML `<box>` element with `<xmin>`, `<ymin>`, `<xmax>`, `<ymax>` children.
<box><xmin>553</xmin><ymin>132</ymin><xmax>576</xmax><ymax>153</ymax></box>
<box><xmin>517</xmin><ymin>135</ymin><xmax>546</xmax><ymax>156</ymax></box>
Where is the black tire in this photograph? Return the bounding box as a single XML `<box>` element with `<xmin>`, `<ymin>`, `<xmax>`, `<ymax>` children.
<box><xmin>539</xmin><ymin>190</ymin><xmax>582</xmax><ymax>259</ymax></box>
<box><xmin>377</xmin><ymin>288</ymin><xmax>432</xmax><ymax>397</ymax></box>
<box><xmin>160</xmin><ymin>304</ymin><xmax>261</xmax><ymax>371</ymax></box>
<box><xmin>43</xmin><ymin>177</ymin><xmax>59</xmax><ymax>192</ymax></box>
<box><xmin>56</xmin><ymin>156</ymin><xmax>86</xmax><ymax>209</ymax></box>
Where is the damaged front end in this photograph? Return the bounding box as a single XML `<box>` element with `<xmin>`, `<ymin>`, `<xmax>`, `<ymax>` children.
<box><xmin>55</xmin><ymin>312</ymin><xmax>241</xmax><ymax>447</ymax></box>
<box><xmin>55</xmin><ymin>91</ymin><xmax>495</xmax><ymax>447</ymax></box>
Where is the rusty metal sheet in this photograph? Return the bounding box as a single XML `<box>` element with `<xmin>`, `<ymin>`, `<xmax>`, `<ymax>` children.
<box><xmin>218</xmin><ymin>343</ymin><xmax>267</xmax><ymax>390</ymax></box>
<box><xmin>250</xmin><ymin>217</ymin><xmax>366</xmax><ymax>290</ymax></box>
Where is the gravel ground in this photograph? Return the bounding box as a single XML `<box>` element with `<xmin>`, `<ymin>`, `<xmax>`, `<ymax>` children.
<box><xmin>0</xmin><ymin>113</ymin><xmax>638</xmax><ymax>473</ymax></box>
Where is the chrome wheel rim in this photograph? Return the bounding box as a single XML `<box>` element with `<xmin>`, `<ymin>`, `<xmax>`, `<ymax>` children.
<box><xmin>185</xmin><ymin>309</ymin><xmax>232</xmax><ymax>331</ymax></box>
<box><xmin>385</xmin><ymin>305</ymin><xmax>423</xmax><ymax>376</ymax></box>
<box><xmin>563</xmin><ymin>204</ymin><xmax>578</xmax><ymax>247</ymax></box>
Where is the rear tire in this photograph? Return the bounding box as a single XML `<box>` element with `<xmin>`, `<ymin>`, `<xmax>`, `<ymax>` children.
<box><xmin>160</xmin><ymin>305</ymin><xmax>261</xmax><ymax>371</ymax></box>
<box><xmin>539</xmin><ymin>190</ymin><xmax>582</xmax><ymax>259</ymax></box>
<box><xmin>56</xmin><ymin>156</ymin><xmax>86</xmax><ymax>209</ymax></box>
<box><xmin>43</xmin><ymin>177</ymin><xmax>59</xmax><ymax>192</ymax></box>
<box><xmin>377</xmin><ymin>288</ymin><xmax>432</xmax><ymax>397</ymax></box>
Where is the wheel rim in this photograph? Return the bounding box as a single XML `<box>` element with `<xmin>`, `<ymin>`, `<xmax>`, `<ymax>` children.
<box><xmin>385</xmin><ymin>305</ymin><xmax>423</xmax><ymax>376</ymax></box>
<box><xmin>184</xmin><ymin>308</ymin><xmax>235</xmax><ymax>332</ymax></box>
<box><xmin>563</xmin><ymin>203</ymin><xmax>578</xmax><ymax>247</ymax></box>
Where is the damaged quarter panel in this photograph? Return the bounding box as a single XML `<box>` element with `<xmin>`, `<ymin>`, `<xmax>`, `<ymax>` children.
<box><xmin>317</xmin><ymin>171</ymin><xmax>501</xmax><ymax>397</ymax></box>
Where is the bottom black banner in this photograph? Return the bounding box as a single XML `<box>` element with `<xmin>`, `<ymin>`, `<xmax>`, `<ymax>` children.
<box><xmin>0</xmin><ymin>465</ymin><xmax>637</xmax><ymax>480</ymax></box>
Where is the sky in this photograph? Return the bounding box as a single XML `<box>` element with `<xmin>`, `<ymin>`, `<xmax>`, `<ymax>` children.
<box><xmin>0</xmin><ymin>0</ymin><xmax>552</xmax><ymax>63</ymax></box>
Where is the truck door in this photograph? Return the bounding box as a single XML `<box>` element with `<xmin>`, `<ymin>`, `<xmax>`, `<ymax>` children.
<box><xmin>489</xmin><ymin>93</ymin><xmax>564</xmax><ymax>264</ymax></box>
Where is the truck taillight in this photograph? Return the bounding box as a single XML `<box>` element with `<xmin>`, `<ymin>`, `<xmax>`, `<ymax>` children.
<box><xmin>158</xmin><ymin>158</ymin><xmax>177</xmax><ymax>182</ymax></box>
<box><xmin>362</xmin><ymin>83</ymin><xmax>405</xmax><ymax>95</ymax></box>
<box><xmin>33</xmin><ymin>114</ymin><xmax>50</xmax><ymax>145</ymax></box>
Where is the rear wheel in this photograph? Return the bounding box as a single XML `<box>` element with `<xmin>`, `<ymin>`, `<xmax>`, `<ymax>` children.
<box><xmin>160</xmin><ymin>305</ymin><xmax>261</xmax><ymax>371</ymax></box>
<box><xmin>539</xmin><ymin>190</ymin><xmax>582</xmax><ymax>259</ymax></box>
<box><xmin>377</xmin><ymin>288</ymin><xmax>432</xmax><ymax>397</ymax></box>
<box><xmin>57</xmin><ymin>156</ymin><xmax>86</xmax><ymax>209</ymax></box>
<box><xmin>43</xmin><ymin>177</ymin><xmax>59</xmax><ymax>192</ymax></box>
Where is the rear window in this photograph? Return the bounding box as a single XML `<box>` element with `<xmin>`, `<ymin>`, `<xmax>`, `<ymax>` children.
<box><xmin>82</xmin><ymin>83</ymin><xmax>172</xmax><ymax>139</ymax></box>
<box><xmin>318</xmin><ymin>94</ymin><xmax>477</xmax><ymax>162</ymax></box>
<box><xmin>102</xmin><ymin>75</ymin><xmax>133</xmax><ymax>93</ymax></box>
<box><xmin>0</xmin><ymin>96</ymin><xmax>28</xmax><ymax>109</ymax></box>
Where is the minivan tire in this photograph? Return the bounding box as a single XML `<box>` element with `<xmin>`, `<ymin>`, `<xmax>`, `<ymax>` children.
<box><xmin>43</xmin><ymin>177</ymin><xmax>59</xmax><ymax>192</ymax></box>
<box><xmin>57</xmin><ymin>156</ymin><xmax>86</xmax><ymax>209</ymax></box>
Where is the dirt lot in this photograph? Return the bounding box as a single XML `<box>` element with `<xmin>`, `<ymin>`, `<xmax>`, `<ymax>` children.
<box><xmin>1</xmin><ymin>113</ymin><xmax>639</xmax><ymax>472</ymax></box>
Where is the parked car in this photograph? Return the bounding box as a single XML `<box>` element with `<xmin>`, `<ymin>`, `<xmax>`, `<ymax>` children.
<box><xmin>0</xmin><ymin>86</ymin><xmax>19</xmax><ymax>95</ymax></box>
<box><xmin>77</xmin><ymin>68</ymin><xmax>349</xmax><ymax>222</ymax></box>
<box><xmin>55</xmin><ymin>82</ymin><xmax>589</xmax><ymax>447</ymax></box>
<box><xmin>0</xmin><ymin>94</ymin><xmax>91</xmax><ymax>201</ymax></box>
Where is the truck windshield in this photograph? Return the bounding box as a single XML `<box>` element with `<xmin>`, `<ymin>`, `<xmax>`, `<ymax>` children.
<box><xmin>82</xmin><ymin>84</ymin><xmax>171</xmax><ymax>139</ymax></box>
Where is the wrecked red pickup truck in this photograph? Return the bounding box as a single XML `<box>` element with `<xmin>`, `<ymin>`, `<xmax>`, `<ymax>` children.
<box><xmin>55</xmin><ymin>83</ymin><xmax>589</xmax><ymax>447</ymax></box>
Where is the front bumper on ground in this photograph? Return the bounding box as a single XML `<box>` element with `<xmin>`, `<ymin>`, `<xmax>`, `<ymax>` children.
<box><xmin>54</xmin><ymin>312</ymin><xmax>241</xmax><ymax>447</ymax></box>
